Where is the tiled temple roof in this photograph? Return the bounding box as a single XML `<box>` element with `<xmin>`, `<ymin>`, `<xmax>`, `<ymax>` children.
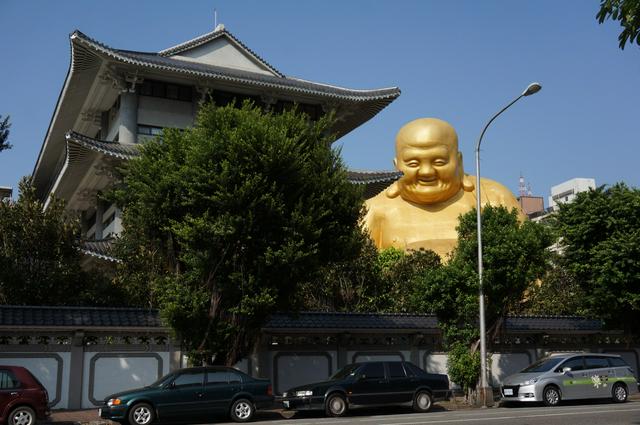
<box><xmin>81</xmin><ymin>239</ymin><xmax>119</xmax><ymax>263</ymax></box>
<box><xmin>0</xmin><ymin>305</ymin><xmax>164</xmax><ymax>329</ymax></box>
<box><xmin>347</xmin><ymin>170</ymin><xmax>401</xmax><ymax>199</ymax></box>
<box><xmin>265</xmin><ymin>312</ymin><xmax>604</xmax><ymax>333</ymax></box>
<box><xmin>66</xmin><ymin>131</ymin><xmax>139</xmax><ymax>161</ymax></box>
<box><xmin>71</xmin><ymin>30</ymin><xmax>400</xmax><ymax>104</ymax></box>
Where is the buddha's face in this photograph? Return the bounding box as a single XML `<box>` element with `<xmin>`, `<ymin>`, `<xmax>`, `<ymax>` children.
<box><xmin>394</xmin><ymin>118</ymin><xmax>464</xmax><ymax>205</ymax></box>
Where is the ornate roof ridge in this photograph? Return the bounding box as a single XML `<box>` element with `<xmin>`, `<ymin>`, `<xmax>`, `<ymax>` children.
<box><xmin>0</xmin><ymin>304</ymin><xmax>154</xmax><ymax>312</ymax></box>
<box><xmin>158</xmin><ymin>26</ymin><xmax>284</xmax><ymax>78</ymax></box>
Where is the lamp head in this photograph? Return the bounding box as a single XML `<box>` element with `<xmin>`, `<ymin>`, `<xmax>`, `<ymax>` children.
<box><xmin>523</xmin><ymin>82</ymin><xmax>542</xmax><ymax>96</ymax></box>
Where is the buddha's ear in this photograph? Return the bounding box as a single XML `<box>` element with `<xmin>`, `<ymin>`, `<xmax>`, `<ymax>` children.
<box><xmin>462</xmin><ymin>174</ymin><xmax>475</xmax><ymax>192</ymax></box>
<box><xmin>386</xmin><ymin>182</ymin><xmax>401</xmax><ymax>198</ymax></box>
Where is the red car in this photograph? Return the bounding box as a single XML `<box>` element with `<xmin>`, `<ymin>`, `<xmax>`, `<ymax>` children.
<box><xmin>0</xmin><ymin>366</ymin><xmax>49</xmax><ymax>425</ymax></box>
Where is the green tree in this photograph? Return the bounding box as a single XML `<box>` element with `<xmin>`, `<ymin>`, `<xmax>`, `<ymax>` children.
<box><xmin>554</xmin><ymin>183</ymin><xmax>640</xmax><ymax>331</ymax></box>
<box><xmin>302</xmin><ymin>244</ymin><xmax>441</xmax><ymax>313</ymax></box>
<box><xmin>597</xmin><ymin>0</ymin><xmax>640</xmax><ymax>49</ymax></box>
<box><xmin>523</xmin><ymin>262</ymin><xmax>588</xmax><ymax>316</ymax></box>
<box><xmin>409</xmin><ymin>206</ymin><xmax>553</xmax><ymax>400</ymax></box>
<box><xmin>0</xmin><ymin>177</ymin><xmax>114</xmax><ymax>305</ymax></box>
<box><xmin>0</xmin><ymin>115</ymin><xmax>11</xmax><ymax>152</ymax></box>
<box><xmin>113</xmin><ymin>101</ymin><xmax>364</xmax><ymax>365</ymax></box>
<box><xmin>453</xmin><ymin>206</ymin><xmax>554</xmax><ymax>330</ymax></box>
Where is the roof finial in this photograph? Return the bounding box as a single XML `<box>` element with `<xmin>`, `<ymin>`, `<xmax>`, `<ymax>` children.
<box><xmin>214</xmin><ymin>8</ymin><xmax>217</xmax><ymax>29</ymax></box>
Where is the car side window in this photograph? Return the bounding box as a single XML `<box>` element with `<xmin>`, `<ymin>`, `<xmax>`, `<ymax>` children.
<box><xmin>558</xmin><ymin>357</ymin><xmax>584</xmax><ymax>372</ymax></box>
<box><xmin>206</xmin><ymin>371</ymin><xmax>228</xmax><ymax>385</ymax></box>
<box><xmin>360</xmin><ymin>363</ymin><xmax>385</xmax><ymax>380</ymax></box>
<box><xmin>585</xmin><ymin>356</ymin><xmax>610</xmax><ymax>370</ymax></box>
<box><xmin>388</xmin><ymin>362</ymin><xmax>406</xmax><ymax>378</ymax></box>
<box><xmin>404</xmin><ymin>362</ymin><xmax>426</xmax><ymax>377</ymax></box>
<box><xmin>228</xmin><ymin>371</ymin><xmax>243</xmax><ymax>383</ymax></box>
<box><xmin>0</xmin><ymin>370</ymin><xmax>19</xmax><ymax>389</ymax></box>
<box><xmin>607</xmin><ymin>357</ymin><xmax>628</xmax><ymax>368</ymax></box>
<box><xmin>172</xmin><ymin>372</ymin><xmax>204</xmax><ymax>388</ymax></box>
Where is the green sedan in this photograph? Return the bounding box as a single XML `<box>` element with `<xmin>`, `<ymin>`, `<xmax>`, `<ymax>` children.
<box><xmin>99</xmin><ymin>366</ymin><xmax>273</xmax><ymax>424</ymax></box>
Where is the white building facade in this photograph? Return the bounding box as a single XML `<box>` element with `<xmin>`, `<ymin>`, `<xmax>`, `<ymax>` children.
<box><xmin>548</xmin><ymin>177</ymin><xmax>596</xmax><ymax>211</ymax></box>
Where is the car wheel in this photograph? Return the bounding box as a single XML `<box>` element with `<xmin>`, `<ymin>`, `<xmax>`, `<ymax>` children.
<box><xmin>128</xmin><ymin>403</ymin><xmax>154</xmax><ymax>425</ymax></box>
<box><xmin>413</xmin><ymin>390</ymin><xmax>433</xmax><ymax>413</ymax></box>
<box><xmin>325</xmin><ymin>393</ymin><xmax>347</xmax><ymax>417</ymax></box>
<box><xmin>612</xmin><ymin>382</ymin><xmax>628</xmax><ymax>403</ymax></box>
<box><xmin>543</xmin><ymin>385</ymin><xmax>561</xmax><ymax>407</ymax></box>
<box><xmin>230</xmin><ymin>398</ymin><xmax>255</xmax><ymax>423</ymax></box>
<box><xmin>9</xmin><ymin>406</ymin><xmax>36</xmax><ymax>425</ymax></box>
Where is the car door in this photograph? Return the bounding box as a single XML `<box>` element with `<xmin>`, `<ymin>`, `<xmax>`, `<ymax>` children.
<box><xmin>202</xmin><ymin>370</ymin><xmax>241</xmax><ymax>415</ymax></box>
<box><xmin>385</xmin><ymin>362</ymin><xmax>413</xmax><ymax>403</ymax></box>
<box><xmin>155</xmin><ymin>370</ymin><xmax>207</xmax><ymax>422</ymax></box>
<box><xmin>349</xmin><ymin>363</ymin><xmax>388</xmax><ymax>406</ymax></box>
<box><xmin>0</xmin><ymin>369</ymin><xmax>21</xmax><ymax>420</ymax></box>
<box><xmin>556</xmin><ymin>356</ymin><xmax>585</xmax><ymax>400</ymax></box>
<box><xmin>584</xmin><ymin>356</ymin><xmax>614</xmax><ymax>398</ymax></box>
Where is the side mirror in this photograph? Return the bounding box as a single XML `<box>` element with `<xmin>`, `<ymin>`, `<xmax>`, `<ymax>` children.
<box><xmin>562</xmin><ymin>367</ymin><xmax>572</xmax><ymax>374</ymax></box>
<box><xmin>357</xmin><ymin>374</ymin><xmax>366</xmax><ymax>382</ymax></box>
<box><xmin>165</xmin><ymin>381</ymin><xmax>176</xmax><ymax>390</ymax></box>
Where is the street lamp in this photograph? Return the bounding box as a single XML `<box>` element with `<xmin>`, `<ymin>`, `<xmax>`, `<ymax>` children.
<box><xmin>475</xmin><ymin>82</ymin><xmax>541</xmax><ymax>407</ymax></box>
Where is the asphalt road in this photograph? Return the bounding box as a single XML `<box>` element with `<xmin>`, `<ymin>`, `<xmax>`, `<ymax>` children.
<box><xmin>218</xmin><ymin>400</ymin><xmax>640</xmax><ymax>425</ymax></box>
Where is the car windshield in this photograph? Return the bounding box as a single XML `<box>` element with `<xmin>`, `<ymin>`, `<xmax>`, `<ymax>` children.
<box><xmin>521</xmin><ymin>357</ymin><xmax>566</xmax><ymax>373</ymax></box>
<box><xmin>330</xmin><ymin>364</ymin><xmax>360</xmax><ymax>380</ymax></box>
<box><xmin>147</xmin><ymin>372</ymin><xmax>176</xmax><ymax>388</ymax></box>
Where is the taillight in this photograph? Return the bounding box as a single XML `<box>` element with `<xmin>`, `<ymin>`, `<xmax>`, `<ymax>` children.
<box><xmin>266</xmin><ymin>384</ymin><xmax>273</xmax><ymax>396</ymax></box>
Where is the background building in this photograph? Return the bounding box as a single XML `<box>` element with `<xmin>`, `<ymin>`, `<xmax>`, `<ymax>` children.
<box><xmin>548</xmin><ymin>178</ymin><xmax>596</xmax><ymax>211</ymax></box>
<box><xmin>0</xmin><ymin>186</ymin><xmax>11</xmax><ymax>202</ymax></box>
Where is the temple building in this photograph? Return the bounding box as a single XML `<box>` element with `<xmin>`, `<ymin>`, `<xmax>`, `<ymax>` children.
<box><xmin>31</xmin><ymin>24</ymin><xmax>401</xmax><ymax>263</ymax></box>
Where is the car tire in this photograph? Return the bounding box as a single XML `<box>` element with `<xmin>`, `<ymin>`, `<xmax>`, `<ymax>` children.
<box><xmin>542</xmin><ymin>385</ymin><xmax>561</xmax><ymax>407</ymax></box>
<box><xmin>413</xmin><ymin>390</ymin><xmax>433</xmax><ymax>413</ymax></box>
<box><xmin>230</xmin><ymin>398</ymin><xmax>255</xmax><ymax>423</ymax></box>
<box><xmin>325</xmin><ymin>393</ymin><xmax>347</xmax><ymax>417</ymax></box>
<box><xmin>8</xmin><ymin>406</ymin><xmax>36</xmax><ymax>425</ymax></box>
<box><xmin>128</xmin><ymin>402</ymin><xmax>155</xmax><ymax>425</ymax></box>
<box><xmin>612</xmin><ymin>382</ymin><xmax>628</xmax><ymax>403</ymax></box>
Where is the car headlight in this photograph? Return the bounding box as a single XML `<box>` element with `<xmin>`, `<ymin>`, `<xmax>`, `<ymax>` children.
<box><xmin>295</xmin><ymin>390</ymin><xmax>313</xmax><ymax>397</ymax></box>
<box><xmin>107</xmin><ymin>398</ymin><xmax>122</xmax><ymax>407</ymax></box>
<box><xmin>523</xmin><ymin>378</ymin><xmax>539</xmax><ymax>386</ymax></box>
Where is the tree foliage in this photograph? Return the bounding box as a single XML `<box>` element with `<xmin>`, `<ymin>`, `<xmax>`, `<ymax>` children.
<box><xmin>0</xmin><ymin>178</ymin><xmax>114</xmax><ymax>305</ymax></box>
<box><xmin>554</xmin><ymin>183</ymin><xmax>640</xmax><ymax>331</ymax></box>
<box><xmin>113</xmin><ymin>101</ymin><xmax>365</xmax><ymax>365</ymax></box>
<box><xmin>0</xmin><ymin>115</ymin><xmax>11</xmax><ymax>152</ymax></box>
<box><xmin>597</xmin><ymin>0</ymin><xmax>640</xmax><ymax>49</ymax></box>
<box><xmin>300</xmin><ymin>243</ymin><xmax>441</xmax><ymax>313</ymax></box>
<box><xmin>408</xmin><ymin>206</ymin><xmax>553</xmax><ymax>399</ymax></box>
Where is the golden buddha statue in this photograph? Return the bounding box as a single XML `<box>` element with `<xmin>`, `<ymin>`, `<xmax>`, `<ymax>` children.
<box><xmin>363</xmin><ymin>117</ymin><xmax>525</xmax><ymax>258</ymax></box>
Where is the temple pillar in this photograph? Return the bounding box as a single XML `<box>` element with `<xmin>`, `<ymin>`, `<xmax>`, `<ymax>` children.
<box><xmin>119</xmin><ymin>91</ymin><xmax>138</xmax><ymax>144</ymax></box>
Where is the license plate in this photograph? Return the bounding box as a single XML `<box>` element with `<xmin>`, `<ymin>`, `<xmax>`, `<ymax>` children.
<box><xmin>283</xmin><ymin>400</ymin><xmax>290</xmax><ymax>408</ymax></box>
<box><xmin>98</xmin><ymin>408</ymin><xmax>102</xmax><ymax>417</ymax></box>
<box><xmin>504</xmin><ymin>388</ymin><xmax>513</xmax><ymax>396</ymax></box>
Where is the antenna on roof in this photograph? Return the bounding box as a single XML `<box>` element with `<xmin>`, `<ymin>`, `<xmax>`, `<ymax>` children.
<box><xmin>519</xmin><ymin>173</ymin><xmax>527</xmax><ymax>197</ymax></box>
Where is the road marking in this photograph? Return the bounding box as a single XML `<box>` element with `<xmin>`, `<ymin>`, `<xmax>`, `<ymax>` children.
<box><xmin>370</xmin><ymin>406</ymin><xmax>640</xmax><ymax>425</ymax></box>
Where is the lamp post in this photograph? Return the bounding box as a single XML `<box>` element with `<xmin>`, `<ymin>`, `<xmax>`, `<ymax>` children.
<box><xmin>475</xmin><ymin>82</ymin><xmax>541</xmax><ymax>407</ymax></box>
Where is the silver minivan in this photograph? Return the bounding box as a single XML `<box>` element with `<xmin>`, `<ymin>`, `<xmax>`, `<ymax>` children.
<box><xmin>501</xmin><ymin>353</ymin><xmax>638</xmax><ymax>406</ymax></box>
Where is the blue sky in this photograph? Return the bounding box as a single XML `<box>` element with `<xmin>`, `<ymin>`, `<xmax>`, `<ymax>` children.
<box><xmin>1</xmin><ymin>0</ymin><xmax>638</xmax><ymax>203</ymax></box>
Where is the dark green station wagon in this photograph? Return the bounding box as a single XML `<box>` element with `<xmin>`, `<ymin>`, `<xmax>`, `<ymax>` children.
<box><xmin>99</xmin><ymin>366</ymin><xmax>273</xmax><ymax>424</ymax></box>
